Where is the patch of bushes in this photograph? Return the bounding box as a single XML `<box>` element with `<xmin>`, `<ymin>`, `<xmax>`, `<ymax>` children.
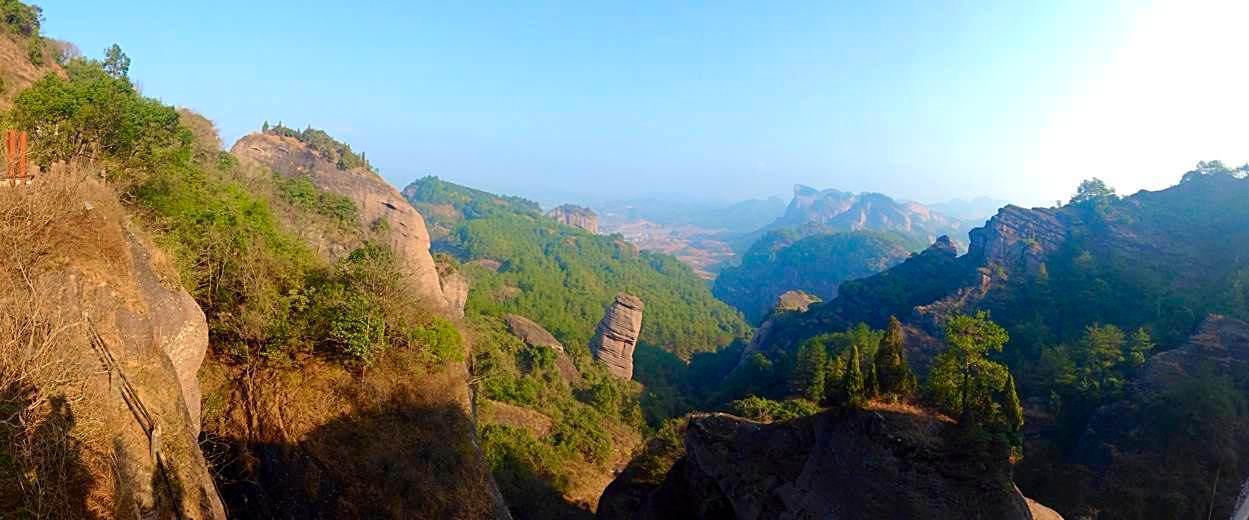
<box><xmin>276</xmin><ymin>175</ymin><xmax>358</xmax><ymax>224</ymax></box>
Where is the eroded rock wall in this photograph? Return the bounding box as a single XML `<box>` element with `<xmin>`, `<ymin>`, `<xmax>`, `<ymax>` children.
<box><xmin>589</xmin><ymin>293</ymin><xmax>644</xmax><ymax>379</ymax></box>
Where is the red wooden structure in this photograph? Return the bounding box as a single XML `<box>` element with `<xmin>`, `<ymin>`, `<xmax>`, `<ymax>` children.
<box><xmin>5</xmin><ymin>130</ymin><xmax>29</xmax><ymax>180</ymax></box>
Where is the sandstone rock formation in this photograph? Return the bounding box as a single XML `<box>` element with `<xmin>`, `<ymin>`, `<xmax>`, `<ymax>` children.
<box><xmin>440</xmin><ymin>270</ymin><xmax>470</xmax><ymax>318</ymax></box>
<box><xmin>505</xmin><ymin>314</ymin><xmax>581</xmax><ymax>382</ymax></box>
<box><xmin>774</xmin><ymin>290</ymin><xmax>820</xmax><ymax>314</ymax></box>
<box><xmin>966</xmin><ymin>205</ymin><xmax>1068</xmax><ymax>276</ymax></box>
<box><xmin>590</xmin><ymin>293</ymin><xmax>645</xmax><ymax>379</ymax></box>
<box><xmin>232</xmin><ymin>132</ymin><xmax>453</xmax><ymax>312</ymax></box>
<box><xmin>547</xmin><ymin>204</ymin><xmax>599</xmax><ymax>233</ymax></box>
<box><xmin>599</xmin><ymin>410</ymin><xmax>1046</xmax><ymax>520</ymax></box>
<box><xmin>0</xmin><ymin>177</ymin><xmax>224</xmax><ymax>518</ymax></box>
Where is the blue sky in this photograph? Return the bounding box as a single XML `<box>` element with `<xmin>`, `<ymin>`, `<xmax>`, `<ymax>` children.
<box><xmin>39</xmin><ymin>1</ymin><xmax>1249</xmax><ymax>207</ymax></box>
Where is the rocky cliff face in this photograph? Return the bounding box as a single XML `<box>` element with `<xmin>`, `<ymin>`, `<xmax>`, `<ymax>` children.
<box><xmin>0</xmin><ymin>176</ymin><xmax>224</xmax><ymax>518</ymax></box>
<box><xmin>505</xmin><ymin>314</ymin><xmax>581</xmax><ymax>382</ymax></box>
<box><xmin>599</xmin><ymin>409</ymin><xmax>1049</xmax><ymax>520</ymax></box>
<box><xmin>547</xmin><ymin>204</ymin><xmax>599</xmax><ymax>233</ymax></box>
<box><xmin>231</xmin><ymin>132</ymin><xmax>458</xmax><ymax>314</ymax></box>
<box><xmin>966</xmin><ymin>205</ymin><xmax>1069</xmax><ymax>277</ymax></box>
<box><xmin>590</xmin><ymin>293</ymin><xmax>645</xmax><ymax>379</ymax></box>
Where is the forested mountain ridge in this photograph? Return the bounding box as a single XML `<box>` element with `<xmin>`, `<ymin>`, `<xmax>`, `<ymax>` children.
<box><xmin>404</xmin><ymin>176</ymin><xmax>750</xmax><ymax>360</ymax></box>
<box><xmin>743</xmin><ymin>166</ymin><xmax>1249</xmax><ymax>518</ymax></box>
<box><xmin>713</xmin><ymin>229</ymin><xmax>916</xmax><ymax>323</ymax></box>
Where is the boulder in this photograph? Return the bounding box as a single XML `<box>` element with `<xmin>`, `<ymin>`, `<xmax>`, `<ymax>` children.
<box><xmin>505</xmin><ymin>314</ymin><xmax>581</xmax><ymax>383</ymax></box>
<box><xmin>599</xmin><ymin>409</ymin><xmax>1040</xmax><ymax>520</ymax></box>
<box><xmin>590</xmin><ymin>293</ymin><xmax>644</xmax><ymax>379</ymax></box>
<box><xmin>547</xmin><ymin>204</ymin><xmax>599</xmax><ymax>233</ymax></box>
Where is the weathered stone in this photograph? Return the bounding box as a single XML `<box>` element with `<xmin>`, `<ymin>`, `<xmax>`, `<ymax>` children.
<box><xmin>967</xmin><ymin>205</ymin><xmax>1068</xmax><ymax>276</ymax></box>
<box><xmin>18</xmin><ymin>178</ymin><xmax>225</xmax><ymax>518</ymax></box>
<box><xmin>547</xmin><ymin>204</ymin><xmax>599</xmax><ymax>233</ymax></box>
<box><xmin>590</xmin><ymin>293</ymin><xmax>644</xmax><ymax>379</ymax></box>
<box><xmin>505</xmin><ymin>314</ymin><xmax>581</xmax><ymax>382</ymax></box>
<box><xmin>232</xmin><ymin>133</ymin><xmax>453</xmax><ymax>312</ymax></box>
<box><xmin>773</xmin><ymin>290</ymin><xmax>820</xmax><ymax>314</ymax></box>
<box><xmin>440</xmin><ymin>271</ymin><xmax>469</xmax><ymax>318</ymax></box>
<box><xmin>599</xmin><ymin>410</ymin><xmax>1042</xmax><ymax>520</ymax></box>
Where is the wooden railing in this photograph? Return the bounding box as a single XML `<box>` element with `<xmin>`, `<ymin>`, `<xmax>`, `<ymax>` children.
<box><xmin>4</xmin><ymin>130</ymin><xmax>30</xmax><ymax>182</ymax></box>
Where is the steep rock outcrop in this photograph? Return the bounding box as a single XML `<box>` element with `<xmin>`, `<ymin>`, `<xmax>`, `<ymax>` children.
<box><xmin>590</xmin><ymin>293</ymin><xmax>644</xmax><ymax>379</ymax></box>
<box><xmin>505</xmin><ymin>314</ymin><xmax>581</xmax><ymax>382</ymax></box>
<box><xmin>966</xmin><ymin>205</ymin><xmax>1068</xmax><ymax>276</ymax></box>
<box><xmin>599</xmin><ymin>410</ymin><xmax>1041</xmax><ymax>520</ymax></box>
<box><xmin>547</xmin><ymin>204</ymin><xmax>599</xmax><ymax>233</ymax></box>
<box><xmin>231</xmin><ymin>132</ymin><xmax>452</xmax><ymax>311</ymax></box>
<box><xmin>440</xmin><ymin>270</ymin><xmax>470</xmax><ymax>318</ymax></box>
<box><xmin>0</xmin><ymin>176</ymin><xmax>224</xmax><ymax>518</ymax></box>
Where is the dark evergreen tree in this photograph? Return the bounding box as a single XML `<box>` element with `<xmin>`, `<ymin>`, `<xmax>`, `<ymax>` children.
<box><xmin>103</xmin><ymin>43</ymin><xmax>129</xmax><ymax>78</ymax></box>
<box><xmin>791</xmin><ymin>339</ymin><xmax>827</xmax><ymax>402</ymax></box>
<box><xmin>875</xmin><ymin>316</ymin><xmax>918</xmax><ymax>397</ymax></box>
<box><xmin>1004</xmin><ymin>373</ymin><xmax>1024</xmax><ymax>432</ymax></box>
<box><xmin>845</xmin><ymin>345</ymin><xmax>866</xmax><ymax>407</ymax></box>
<box><xmin>823</xmin><ymin>356</ymin><xmax>845</xmax><ymax>405</ymax></box>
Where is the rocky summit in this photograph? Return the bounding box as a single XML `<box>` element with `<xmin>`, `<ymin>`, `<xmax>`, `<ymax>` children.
<box><xmin>547</xmin><ymin>204</ymin><xmax>600</xmax><ymax>233</ymax></box>
<box><xmin>590</xmin><ymin>293</ymin><xmax>645</xmax><ymax>379</ymax></box>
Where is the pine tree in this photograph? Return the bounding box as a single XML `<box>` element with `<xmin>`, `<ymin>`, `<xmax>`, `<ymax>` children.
<box><xmin>845</xmin><ymin>345</ymin><xmax>866</xmax><ymax>407</ymax></box>
<box><xmin>875</xmin><ymin>316</ymin><xmax>917</xmax><ymax>397</ymax></box>
<box><xmin>262</xmin><ymin>120</ymin><xmax>270</xmax><ymax>133</ymax></box>
<box><xmin>824</xmin><ymin>356</ymin><xmax>846</xmax><ymax>405</ymax></box>
<box><xmin>791</xmin><ymin>340</ymin><xmax>828</xmax><ymax>402</ymax></box>
<box><xmin>1004</xmin><ymin>373</ymin><xmax>1024</xmax><ymax>432</ymax></box>
<box><xmin>865</xmin><ymin>361</ymin><xmax>880</xmax><ymax>400</ymax></box>
<box><xmin>103</xmin><ymin>43</ymin><xmax>130</xmax><ymax>78</ymax></box>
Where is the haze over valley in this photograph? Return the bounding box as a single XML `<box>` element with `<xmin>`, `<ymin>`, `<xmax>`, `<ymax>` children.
<box><xmin>2</xmin><ymin>2</ymin><xmax>1248</xmax><ymax>520</ymax></box>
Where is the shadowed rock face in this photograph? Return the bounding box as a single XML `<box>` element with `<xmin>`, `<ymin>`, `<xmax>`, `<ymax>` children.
<box><xmin>10</xmin><ymin>179</ymin><xmax>226</xmax><ymax>518</ymax></box>
<box><xmin>590</xmin><ymin>293</ymin><xmax>644</xmax><ymax>379</ymax></box>
<box><xmin>547</xmin><ymin>204</ymin><xmax>599</xmax><ymax>233</ymax></box>
<box><xmin>505</xmin><ymin>314</ymin><xmax>582</xmax><ymax>383</ymax></box>
<box><xmin>232</xmin><ymin>132</ymin><xmax>454</xmax><ymax>313</ymax></box>
<box><xmin>599</xmin><ymin>410</ymin><xmax>1042</xmax><ymax>520</ymax></box>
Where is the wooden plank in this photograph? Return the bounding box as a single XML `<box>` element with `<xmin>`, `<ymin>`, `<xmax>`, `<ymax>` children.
<box><xmin>17</xmin><ymin>131</ymin><xmax>27</xmax><ymax>179</ymax></box>
<box><xmin>5</xmin><ymin>130</ymin><xmax>13</xmax><ymax>179</ymax></box>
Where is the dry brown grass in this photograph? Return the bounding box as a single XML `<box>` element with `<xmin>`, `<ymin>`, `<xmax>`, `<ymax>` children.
<box><xmin>0</xmin><ymin>166</ymin><xmax>122</xmax><ymax>518</ymax></box>
<box><xmin>0</xmin><ymin>34</ymin><xmax>64</xmax><ymax>111</ymax></box>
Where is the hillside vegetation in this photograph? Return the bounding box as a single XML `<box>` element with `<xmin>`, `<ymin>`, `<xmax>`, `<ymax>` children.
<box><xmin>1</xmin><ymin>37</ymin><xmax>501</xmax><ymax>517</ymax></box>
<box><xmin>746</xmin><ymin>168</ymin><xmax>1249</xmax><ymax>518</ymax></box>
<box><xmin>405</xmin><ymin>176</ymin><xmax>750</xmax><ymax>360</ymax></box>
<box><xmin>714</xmin><ymin>229</ymin><xmax>917</xmax><ymax>322</ymax></box>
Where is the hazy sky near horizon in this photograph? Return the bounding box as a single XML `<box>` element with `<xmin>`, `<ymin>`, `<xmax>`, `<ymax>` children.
<box><xmin>40</xmin><ymin>1</ymin><xmax>1248</xmax><ymax>207</ymax></box>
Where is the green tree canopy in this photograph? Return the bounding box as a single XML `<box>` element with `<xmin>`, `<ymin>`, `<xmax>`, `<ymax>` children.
<box><xmin>1069</xmin><ymin>177</ymin><xmax>1118</xmax><ymax>205</ymax></box>
<box><xmin>874</xmin><ymin>316</ymin><xmax>917</xmax><ymax>397</ymax></box>
<box><xmin>103</xmin><ymin>43</ymin><xmax>130</xmax><ymax>78</ymax></box>
<box><xmin>927</xmin><ymin>311</ymin><xmax>1011</xmax><ymax>423</ymax></box>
